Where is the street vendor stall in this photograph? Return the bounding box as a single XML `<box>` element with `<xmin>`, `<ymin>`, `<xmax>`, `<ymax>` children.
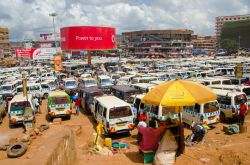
<box><xmin>140</xmin><ymin>79</ymin><xmax>216</xmax><ymax>163</ymax></box>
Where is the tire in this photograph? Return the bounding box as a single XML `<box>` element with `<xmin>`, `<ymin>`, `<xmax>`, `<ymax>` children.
<box><xmin>7</xmin><ymin>142</ymin><xmax>28</xmax><ymax>158</ymax></box>
<box><xmin>220</xmin><ymin>112</ymin><xmax>226</xmax><ymax>123</ymax></box>
<box><xmin>66</xmin><ymin>115</ymin><xmax>71</xmax><ymax>120</ymax></box>
<box><xmin>39</xmin><ymin>124</ymin><xmax>49</xmax><ymax>132</ymax></box>
<box><xmin>47</xmin><ymin>114</ymin><xmax>53</xmax><ymax>122</ymax></box>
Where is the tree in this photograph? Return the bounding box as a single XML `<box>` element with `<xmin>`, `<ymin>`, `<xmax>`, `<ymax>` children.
<box><xmin>220</xmin><ymin>39</ymin><xmax>239</xmax><ymax>51</ymax></box>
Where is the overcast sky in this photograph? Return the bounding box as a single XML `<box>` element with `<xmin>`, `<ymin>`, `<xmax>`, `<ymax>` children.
<box><xmin>0</xmin><ymin>0</ymin><xmax>249</xmax><ymax>41</ymax></box>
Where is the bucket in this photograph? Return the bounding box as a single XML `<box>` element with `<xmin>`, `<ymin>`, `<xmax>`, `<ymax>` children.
<box><xmin>105</xmin><ymin>138</ymin><xmax>112</xmax><ymax>147</ymax></box>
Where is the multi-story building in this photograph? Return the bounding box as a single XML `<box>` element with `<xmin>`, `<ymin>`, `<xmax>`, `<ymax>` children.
<box><xmin>0</xmin><ymin>28</ymin><xmax>10</xmax><ymax>58</ymax></box>
<box><xmin>191</xmin><ymin>35</ymin><xmax>216</xmax><ymax>52</ymax></box>
<box><xmin>122</xmin><ymin>29</ymin><xmax>193</xmax><ymax>57</ymax></box>
<box><xmin>221</xmin><ymin>19</ymin><xmax>250</xmax><ymax>49</ymax></box>
<box><xmin>215</xmin><ymin>14</ymin><xmax>250</xmax><ymax>47</ymax></box>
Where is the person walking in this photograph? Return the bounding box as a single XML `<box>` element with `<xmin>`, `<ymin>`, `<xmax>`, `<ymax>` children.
<box><xmin>238</xmin><ymin>101</ymin><xmax>248</xmax><ymax>125</ymax></box>
<box><xmin>75</xmin><ymin>97</ymin><xmax>81</xmax><ymax>116</ymax></box>
<box><xmin>33</xmin><ymin>96</ymin><xmax>41</xmax><ymax>114</ymax></box>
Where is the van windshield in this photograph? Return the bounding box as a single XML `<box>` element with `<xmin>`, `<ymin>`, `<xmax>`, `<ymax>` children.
<box><xmin>222</xmin><ymin>80</ymin><xmax>232</xmax><ymax>85</ymax></box>
<box><xmin>17</xmin><ymin>87</ymin><xmax>23</xmax><ymax>93</ymax></box>
<box><xmin>52</xmin><ymin>97</ymin><xmax>69</xmax><ymax>105</ymax></box>
<box><xmin>85</xmin><ymin>80</ymin><xmax>97</xmax><ymax>86</ymax></box>
<box><xmin>101</xmin><ymin>78</ymin><xmax>112</xmax><ymax>84</ymax></box>
<box><xmin>2</xmin><ymin>86</ymin><xmax>12</xmax><ymax>91</ymax></box>
<box><xmin>29</xmin><ymin>86</ymin><xmax>40</xmax><ymax>91</ymax></box>
<box><xmin>66</xmin><ymin>81</ymin><xmax>76</xmax><ymax>86</ymax></box>
<box><xmin>10</xmin><ymin>101</ymin><xmax>31</xmax><ymax>111</ymax></box>
<box><xmin>234</xmin><ymin>94</ymin><xmax>247</xmax><ymax>105</ymax></box>
<box><xmin>212</xmin><ymin>81</ymin><xmax>220</xmax><ymax>85</ymax></box>
<box><xmin>204</xmin><ymin>101</ymin><xmax>219</xmax><ymax>113</ymax></box>
<box><xmin>243</xmin><ymin>88</ymin><xmax>250</xmax><ymax>97</ymax></box>
<box><xmin>109</xmin><ymin>106</ymin><xmax>132</xmax><ymax>119</ymax></box>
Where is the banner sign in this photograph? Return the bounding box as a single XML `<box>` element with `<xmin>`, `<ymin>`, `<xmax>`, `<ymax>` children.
<box><xmin>16</xmin><ymin>48</ymin><xmax>36</xmax><ymax>59</ymax></box>
<box><xmin>54</xmin><ymin>55</ymin><xmax>62</xmax><ymax>71</ymax></box>
<box><xmin>16</xmin><ymin>48</ymin><xmax>61</xmax><ymax>60</ymax></box>
<box><xmin>60</xmin><ymin>26</ymin><xmax>116</xmax><ymax>50</ymax></box>
<box><xmin>235</xmin><ymin>63</ymin><xmax>243</xmax><ymax>78</ymax></box>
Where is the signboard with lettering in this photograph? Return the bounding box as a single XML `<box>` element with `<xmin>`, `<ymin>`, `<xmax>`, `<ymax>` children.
<box><xmin>54</xmin><ymin>55</ymin><xmax>62</xmax><ymax>71</ymax></box>
<box><xmin>16</xmin><ymin>48</ymin><xmax>61</xmax><ymax>60</ymax></box>
<box><xmin>16</xmin><ymin>48</ymin><xmax>36</xmax><ymax>59</ymax></box>
<box><xmin>235</xmin><ymin>63</ymin><xmax>243</xmax><ymax>78</ymax></box>
<box><xmin>60</xmin><ymin>26</ymin><xmax>116</xmax><ymax>50</ymax></box>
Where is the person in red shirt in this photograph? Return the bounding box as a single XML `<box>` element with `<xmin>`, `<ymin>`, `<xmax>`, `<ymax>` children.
<box><xmin>137</xmin><ymin>121</ymin><xmax>166</xmax><ymax>151</ymax></box>
<box><xmin>75</xmin><ymin>98</ymin><xmax>81</xmax><ymax>115</ymax></box>
<box><xmin>238</xmin><ymin>101</ymin><xmax>248</xmax><ymax>125</ymax></box>
<box><xmin>139</xmin><ymin>111</ymin><xmax>148</xmax><ymax>121</ymax></box>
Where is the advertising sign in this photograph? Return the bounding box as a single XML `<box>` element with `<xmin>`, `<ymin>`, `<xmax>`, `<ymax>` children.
<box><xmin>33</xmin><ymin>48</ymin><xmax>61</xmax><ymax>60</ymax></box>
<box><xmin>16</xmin><ymin>48</ymin><xmax>36</xmax><ymax>59</ymax></box>
<box><xmin>40</xmin><ymin>33</ymin><xmax>60</xmax><ymax>41</ymax></box>
<box><xmin>60</xmin><ymin>26</ymin><xmax>116</xmax><ymax>50</ymax></box>
<box><xmin>235</xmin><ymin>63</ymin><xmax>243</xmax><ymax>78</ymax></box>
<box><xmin>54</xmin><ymin>55</ymin><xmax>62</xmax><ymax>71</ymax></box>
<box><xmin>16</xmin><ymin>48</ymin><xmax>61</xmax><ymax>60</ymax></box>
<box><xmin>39</xmin><ymin>42</ymin><xmax>53</xmax><ymax>48</ymax></box>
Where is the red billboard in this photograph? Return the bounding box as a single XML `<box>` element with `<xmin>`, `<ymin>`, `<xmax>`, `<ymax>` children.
<box><xmin>60</xmin><ymin>26</ymin><xmax>116</xmax><ymax>50</ymax></box>
<box><xmin>16</xmin><ymin>48</ymin><xmax>36</xmax><ymax>59</ymax></box>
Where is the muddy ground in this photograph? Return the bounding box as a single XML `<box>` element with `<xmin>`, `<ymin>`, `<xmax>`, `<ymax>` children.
<box><xmin>0</xmin><ymin>100</ymin><xmax>250</xmax><ymax>165</ymax></box>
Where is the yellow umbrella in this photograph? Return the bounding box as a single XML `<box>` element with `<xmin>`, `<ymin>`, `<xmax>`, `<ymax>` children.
<box><xmin>141</xmin><ymin>79</ymin><xmax>217</xmax><ymax>107</ymax></box>
<box><xmin>141</xmin><ymin>79</ymin><xmax>217</xmax><ymax>154</ymax></box>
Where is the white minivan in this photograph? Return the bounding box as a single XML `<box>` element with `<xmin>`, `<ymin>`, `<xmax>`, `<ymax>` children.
<box><xmin>183</xmin><ymin>100</ymin><xmax>220</xmax><ymax>125</ymax></box>
<box><xmin>8</xmin><ymin>94</ymin><xmax>35</xmax><ymax>126</ymax></box>
<box><xmin>213</xmin><ymin>89</ymin><xmax>248</xmax><ymax>122</ymax></box>
<box><xmin>92</xmin><ymin>96</ymin><xmax>134</xmax><ymax>134</ymax></box>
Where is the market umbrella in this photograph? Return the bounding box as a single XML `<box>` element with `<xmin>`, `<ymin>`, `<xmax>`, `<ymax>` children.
<box><xmin>141</xmin><ymin>79</ymin><xmax>217</xmax><ymax>154</ymax></box>
<box><xmin>142</xmin><ymin>79</ymin><xmax>216</xmax><ymax>107</ymax></box>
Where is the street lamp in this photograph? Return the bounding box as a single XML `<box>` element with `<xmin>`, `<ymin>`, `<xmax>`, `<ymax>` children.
<box><xmin>238</xmin><ymin>35</ymin><xmax>241</xmax><ymax>49</ymax></box>
<box><xmin>49</xmin><ymin>12</ymin><xmax>58</xmax><ymax>53</ymax></box>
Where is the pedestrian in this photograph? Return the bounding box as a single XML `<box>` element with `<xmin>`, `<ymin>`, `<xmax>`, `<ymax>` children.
<box><xmin>75</xmin><ymin>97</ymin><xmax>81</xmax><ymax>116</ymax></box>
<box><xmin>139</xmin><ymin>111</ymin><xmax>148</xmax><ymax>121</ymax></box>
<box><xmin>137</xmin><ymin>118</ymin><xmax>147</xmax><ymax>143</ymax></box>
<box><xmin>137</xmin><ymin>121</ymin><xmax>167</xmax><ymax>151</ymax></box>
<box><xmin>238</xmin><ymin>101</ymin><xmax>248</xmax><ymax>125</ymax></box>
<box><xmin>33</xmin><ymin>96</ymin><xmax>41</xmax><ymax>114</ymax></box>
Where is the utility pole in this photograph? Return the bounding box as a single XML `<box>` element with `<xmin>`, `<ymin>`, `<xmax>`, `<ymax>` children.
<box><xmin>49</xmin><ymin>13</ymin><xmax>58</xmax><ymax>53</ymax></box>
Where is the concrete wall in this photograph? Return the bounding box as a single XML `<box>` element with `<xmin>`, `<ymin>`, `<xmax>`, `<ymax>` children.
<box><xmin>0</xmin><ymin>127</ymin><xmax>76</xmax><ymax>165</ymax></box>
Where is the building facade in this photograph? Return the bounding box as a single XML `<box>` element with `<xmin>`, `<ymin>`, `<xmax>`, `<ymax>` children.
<box><xmin>191</xmin><ymin>35</ymin><xmax>216</xmax><ymax>52</ymax></box>
<box><xmin>221</xmin><ymin>19</ymin><xmax>250</xmax><ymax>49</ymax></box>
<box><xmin>0</xmin><ymin>28</ymin><xmax>10</xmax><ymax>58</ymax></box>
<box><xmin>122</xmin><ymin>29</ymin><xmax>193</xmax><ymax>57</ymax></box>
<box><xmin>215</xmin><ymin>14</ymin><xmax>250</xmax><ymax>47</ymax></box>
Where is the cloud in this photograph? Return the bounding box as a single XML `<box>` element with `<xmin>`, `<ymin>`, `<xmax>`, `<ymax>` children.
<box><xmin>0</xmin><ymin>0</ymin><xmax>249</xmax><ymax>40</ymax></box>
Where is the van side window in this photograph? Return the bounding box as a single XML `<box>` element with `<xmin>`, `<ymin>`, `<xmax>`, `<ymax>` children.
<box><xmin>185</xmin><ymin>106</ymin><xmax>194</xmax><ymax>111</ymax></box>
<box><xmin>151</xmin><ymin>105</ymin><xmax>158</xmax><ymax>115</ymax></box>
<box><xmin>194</xmin><ymin>104</ymin><xmax>200</xmax><ymax>113</ymax></box>
<box><xmin>218</xmin><ymin>96</ymin><xmax>231</xmax><ymax>105</ymax></box>
<box><xmin>0</xmin><ymin>97</ymin><xmax>3</xmax><ymax>104</ymax></box>
<box><xmin>103</xmin><ymin>108</ymin><xmax>107</xmax><ymax>118</ymax></box>
<box><xmin>97</xmin><ymin>104</ymin><xmax>103</xmax><ymax>115</ymax></box>
<box><xmin>41</xmin><ymin>84</ymin><xmax>49</xmax><ymax>89</ymax></box>
<box><xmin>95</xmin><ymin>102</ymin><xmax>99</xmax><ymax>113</ymax></box>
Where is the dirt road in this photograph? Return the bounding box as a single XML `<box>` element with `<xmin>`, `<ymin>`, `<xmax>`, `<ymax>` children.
<box><xmin>1</xmin><ymin>100</ymin><xmax>250</xmax><ymax>165</ymax></box>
